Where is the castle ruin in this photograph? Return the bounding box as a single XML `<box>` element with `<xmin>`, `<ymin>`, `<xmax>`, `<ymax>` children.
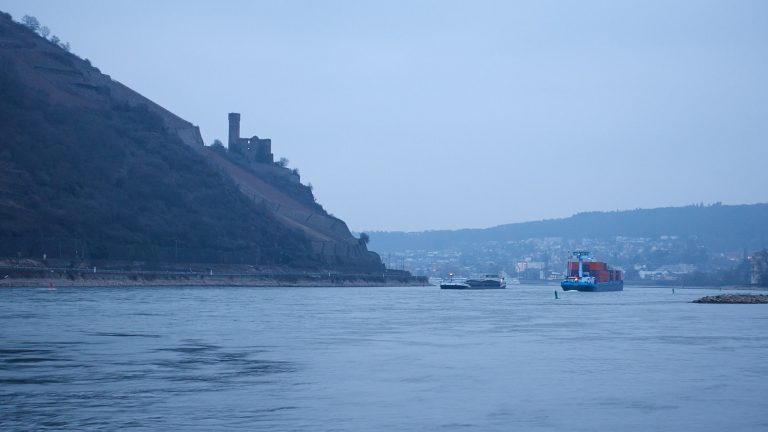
<box><xmin>228</xmin><ymin>113</ymin><xmax>273</xmax><ymax>164</ymax></box>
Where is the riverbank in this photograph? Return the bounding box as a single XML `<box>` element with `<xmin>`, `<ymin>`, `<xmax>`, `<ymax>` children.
<box><xmin>0</xmin><ymin>274</ymin><xmax>429</xmax><ymax>288</ymax></box>
<box><xmin>1</xmin><ymin>278</ymin><xmax>428</xmax><ymax>288</ymax></box>
<box><xmin>0</xmin><ymin>264</ymin><xmax>428</xmax><ymax>288</ymax></box>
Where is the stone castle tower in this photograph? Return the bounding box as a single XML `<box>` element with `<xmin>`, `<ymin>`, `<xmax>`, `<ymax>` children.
<box><xmin>228</xmin><ymin>113</ymin><xmax>240</xmax><ymax>148</ymax></box>
<box><xmin>227</xmin><ymin>113</ymin><xmax>273</xmax><ymax>164</ymax></box>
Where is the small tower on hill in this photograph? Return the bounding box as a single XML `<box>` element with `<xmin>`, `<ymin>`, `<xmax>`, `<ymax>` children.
<box><xmin>228</xmin><ymin>112</ymin><xmax>241</xmax><ymax>149</ymax></box>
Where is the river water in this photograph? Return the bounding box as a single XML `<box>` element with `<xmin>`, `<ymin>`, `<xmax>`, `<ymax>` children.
<box><xmin>1</xmin><ymin>284</ymin><xmax>767</xmax><ymax>431</ymax></box>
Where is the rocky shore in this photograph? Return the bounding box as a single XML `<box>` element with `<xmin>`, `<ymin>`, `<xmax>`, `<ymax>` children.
<box><xmin>0</xmin><ymin>261</ymin><xmax>428</xmax><ymax>288</ymax></box>
<box><xmin>693</xmin><ymin>294</ymin><xmax>768</xmax><ymax>304</ymax></box>
<box><xmin>0</xmin><ymin>273</ymin><xmax>429</xmax><ymax>288</ymax></box>
<box><xmin>0</xmin><ymin>277</ymin><xmax>428</xmax><ymax>288</ymax></box>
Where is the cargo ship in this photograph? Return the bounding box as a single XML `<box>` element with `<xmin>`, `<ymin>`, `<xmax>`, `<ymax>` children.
<box><xmin>561</xmin><ymin>251</ymin><xmax>623</xmax><ymax>292</ymax></box>
<box><xmin>466</xmin><ymin>274</ymin><xmax>506</xmax><ymax>289</ymax></box>
<box><xmin>440</xmin><ymin>273</ymin><xmax>506</xmax><ymax>289</ymax></box>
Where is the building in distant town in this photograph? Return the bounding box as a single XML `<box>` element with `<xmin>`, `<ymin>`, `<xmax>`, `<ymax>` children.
<box><xmin>228</xmin><ymin>113</ymin><xmax>273</xmax><ymax>164</ymax></box>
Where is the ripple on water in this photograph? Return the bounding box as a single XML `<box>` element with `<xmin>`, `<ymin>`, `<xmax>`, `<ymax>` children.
<box><xmin>86</xmin><ymin>331</ymin><xmax>162</xmax><ymax>338</ymax></box>
<box><xmin>151</xmin><ymin>340</ymin><xmax>296</xmax><ymax>384</ymax></box>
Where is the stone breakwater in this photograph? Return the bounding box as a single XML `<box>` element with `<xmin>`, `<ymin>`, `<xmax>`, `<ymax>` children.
<box><xmin>693</xmin><ymin>294</ymin><xmax>768</xmax><ymax>304</ymax></box>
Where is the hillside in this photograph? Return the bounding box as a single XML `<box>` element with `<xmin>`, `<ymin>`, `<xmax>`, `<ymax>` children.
<box><xmin>0</xmin><ymin>12</ymin><xmax>381</xmax><ymax>271</ymax></box>
<box><xmin>369</xmin><ymin>203</ymin><xmax>768</xmax><ymax>253</ymax></box>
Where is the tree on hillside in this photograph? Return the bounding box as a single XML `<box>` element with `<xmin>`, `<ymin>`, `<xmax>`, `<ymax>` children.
<box><xmin>359</xmin><ymin>233</ymin><xmax>370</xmax><ymax>246</ymax></box>
<box><xmin>50</xmin><ymin>35</ymin><xmax>60</xmax><ymax>44</ymax></box>
<box><xmin>40</xmin><ymin>26</ymin><xmax>50</xmax><ymax>39</ymax></box>
<box><xmin>276</xmin><ymin>157</ymin><xmax>289</xmax><ymax>167</ymax></box>
<box><xmin>209</xmin><ymin>139</ymin><xmax>226</xmax><ymax>156</ymax></box>
<box><xmin>21</xmin><ymin>15</ymin><xmax>40</xmax><ymax>32</ymax></box>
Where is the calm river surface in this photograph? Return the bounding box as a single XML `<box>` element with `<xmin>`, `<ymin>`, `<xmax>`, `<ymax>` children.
<box><xmin>1</xmin><ymin>284</ymin><xmax>767</xmax><ymax>431</ymax></box>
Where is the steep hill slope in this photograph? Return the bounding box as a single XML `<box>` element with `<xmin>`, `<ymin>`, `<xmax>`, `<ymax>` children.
<box><xmin>0</xmin><ymin>12</ymin><xmax>381</xmax><ymax>271</ymax></box>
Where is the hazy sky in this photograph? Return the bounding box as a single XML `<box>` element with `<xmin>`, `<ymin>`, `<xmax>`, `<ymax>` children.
<box><xmin>3</xmin><ymin>1</ymin><xmax>767</xmax><ymax>231</ymax></box>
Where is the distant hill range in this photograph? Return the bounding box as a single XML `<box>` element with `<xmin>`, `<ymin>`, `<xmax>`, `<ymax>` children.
<box><xmin>0</xmin><ymin>12</ymin><xmax>381</xmax><ymax>271</ymax></box>
<box><xmin>369</xmin><ymin>203</ymin><xmax>768</xmax><ymax>253</ymax></box>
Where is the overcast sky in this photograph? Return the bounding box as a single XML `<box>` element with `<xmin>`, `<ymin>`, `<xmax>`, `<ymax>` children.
<box><xmin>4</xmin><ymin>1</ymin><xmax>767</xmax><ymax>232</ymax></box>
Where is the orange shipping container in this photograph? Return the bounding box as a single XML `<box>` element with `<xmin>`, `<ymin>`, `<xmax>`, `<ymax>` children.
<box><xmin>597</xmin><ymin>271</ymin><xmax>611</xmax><ymax>282</ymax></box>
<box><xmin>587</xmin><ymin>262</ymin><xmax>607</xmax><ymax>271</ymax></box>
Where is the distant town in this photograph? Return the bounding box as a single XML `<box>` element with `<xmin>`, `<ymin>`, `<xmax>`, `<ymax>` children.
<box><xmin>381</xmin><ymin>235</ymin><xmax>767</xmax><ymax>286</ymax></box>
<box><xmin>370</xmin><ymin>203</ymin><xmax>768</xmax><ymax>287</ymax></box>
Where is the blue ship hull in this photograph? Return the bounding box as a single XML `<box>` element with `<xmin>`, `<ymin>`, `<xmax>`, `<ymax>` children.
<box><xmin>560</xmin><ymin>280</ymin><xmax>623</xmax><ymax>292</ymax></box>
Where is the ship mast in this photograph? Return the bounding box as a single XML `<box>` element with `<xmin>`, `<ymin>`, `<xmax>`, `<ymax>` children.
<box><xmin>572</xmin><ymin>250</ymin><xmax>591</xmax><ymax>278</ymax></box>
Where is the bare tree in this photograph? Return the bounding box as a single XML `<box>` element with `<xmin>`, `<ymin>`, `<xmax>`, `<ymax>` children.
<box><xmin>40</xmin><ymin>26</ymin><xmax>50</xmax><ymax>39</ymax></box>
<box><xmin>50</xmin><ymin>35</ymin><xmax>60</xmax><ymax>45</ymax></box>
<box><xmin>21</xmin><ymin>15</ymin><xmax>40</xmax><ymax>32</ymax></box>
<box><xmin>60</xmin><ymin>41</ymin><xmax>70</xmax><ymax>52</ymax></box>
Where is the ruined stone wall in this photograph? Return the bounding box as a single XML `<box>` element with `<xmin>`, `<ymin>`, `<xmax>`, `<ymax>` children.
<box><xmin>231</xmin><ymin>137</ymin><xmax>273</xmax><ymax>164</ymax></box>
